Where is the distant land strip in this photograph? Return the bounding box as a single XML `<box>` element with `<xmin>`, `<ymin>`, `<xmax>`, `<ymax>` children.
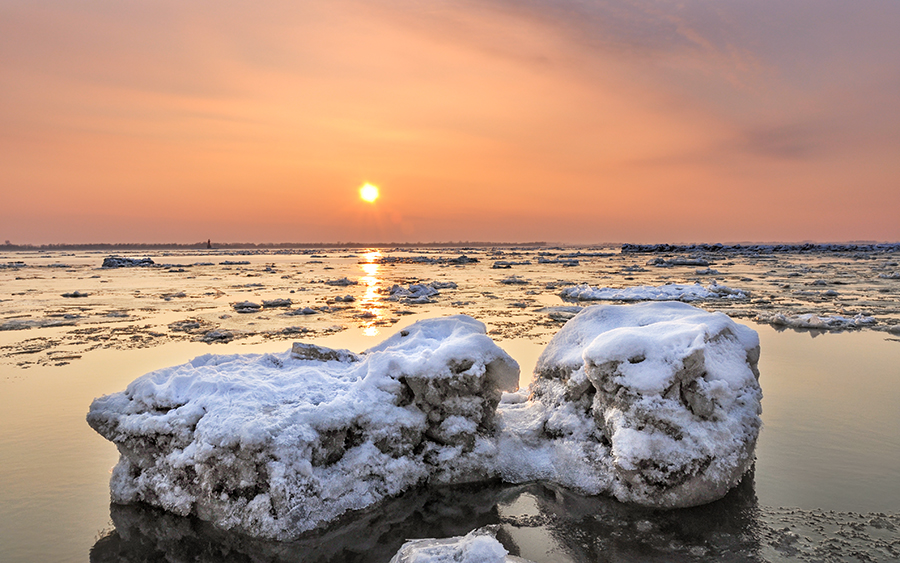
<box><xmin>0</xmin><ymin>241</ymin><xmax>550</xmax><ymax>251</ymax></box>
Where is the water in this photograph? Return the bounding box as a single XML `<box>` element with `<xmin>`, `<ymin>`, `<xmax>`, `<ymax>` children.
<box><xmin>1</xmin><ymin>246</ymin><xmax>898</xmax><ymax>562</ymax></box>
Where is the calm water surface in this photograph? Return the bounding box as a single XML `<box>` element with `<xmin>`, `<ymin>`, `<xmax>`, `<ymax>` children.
<box><xmin>1</xmin><ymin>248</ymin><xmax>898</xmax><ymax>561</ymax></box>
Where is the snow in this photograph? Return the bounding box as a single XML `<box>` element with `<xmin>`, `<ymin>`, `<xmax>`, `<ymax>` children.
<box><xmin>102</xmin><ymin>256</ymin><xmax>155</xmax><ymax>268</ymax></box>
<box><xmin>87</xmin><ymin>315</ymin><xmax>519</xmax><ymax>540</ymax></box>
<box><xmin>559</xmin><ymin>282</ymin><xmax>747</xmax><ymax>302</ymax></box>
<box><xmin>386</xmin><ymin>282</ymin><xmax>456</xmax><ymax>304</ymax></box>
<box><xmin>755</xmin><ymin>312</ymin><xmax>876</xmax><ymax>330</ymax></box>
<box><xmin>389</xmin><ymin>527</ymin><xmax>531</xmax><ymax>563</ymax></box>
<box><xmin>497</xmin><ymin>302</ymin><xmax>762</xmax><ymax>508</ymax></box>
<box><xmin>88</xmin><ymin>304</ymin><xmax>762</xmax><ymax>539</ymax></box>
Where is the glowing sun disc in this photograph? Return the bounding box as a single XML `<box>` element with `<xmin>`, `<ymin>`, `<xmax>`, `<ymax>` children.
<box><xmin>360</xmin><ymin>183</ymin><xmax>379</xmax><ymax>203</ymax></box>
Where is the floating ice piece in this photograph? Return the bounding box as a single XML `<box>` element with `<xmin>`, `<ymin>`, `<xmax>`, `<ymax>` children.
<box><xmin>232</xmin><ymin>301</ymin><xmax>262</xmax><ymax>313</ymax></box>
<box><xmin>324</xmin><ymin>277</ymin><xmax>357</xmax><ymax>286</ymax></box>
<box><xmin>87</xmin><ymin>316</ymin><xmax>519</xmax><ymax>540</ymax></box>
<box><xmin>496</xmin><ymin>302</ymin><xmax>762</xmax><ymax>508</ymax></box>
<box><xmin>535</xmin><ymin>306</ymin><xmax>583</xmax><ymax>321</ymax></box>
<box><xmin>88</xmin><ymin>306</ymin><xmax>762</xmax><ymax>539</ymax></box>
<box><xmin>879</xmin><ymin>272</ymin><xmax>900</xmax><ymax>279</ymax></box>
<box><xmin>755</xmin><ymin>312</ymin><xmax>876</xmax><ymax>330</ymax></box>
<box><xmin>61</xmin><ymin>291</ymin><xmax>90</xmax><ymax>298</ymax></box>
<box><xmin>0</xmin><ymin>318</ymin><xmax>77</xmax><ymax>331</ymax></box>
<box><xmin>492</xmin><ymin>261</ymin><xmax>531</xmax><ymax>269</ymax></box>
<box><xmin>376</xmin><ymin>255</ymin><xmax>478</xmax><ymax>265</ymax></box>
<box><xmin>537</xmin><ymin>257</ymin><xmax>579</xmax><ymax>266</ymax></box>
<box><xmin>646</xmin><ymin>257</ymin><xmax>709</xmax><ymax>267</ymax></box>
<box><xmin>499</xmin><ymin>276</ymin><xmax>528</xmax><ymax>285</ymax></box>
<box><xmin>262</xmin><ymin>298</ymin><xmax>292</xmax><ymax>308</ymax></box>
<box><xmin>201</xmin><ymin>329</ymin><xmax>234</xmax><ymax>342</ymax></box>
<box><xmin>386</xmin><ymin>282</ymin><xmax>450</xmax><ymax>303</ymax></box>
<box><xmin>284</xmin><ymin>306</ymin><xmax>319</xmax><ymax>316</ymax></box>
<box><xmin>102</xmin><ymin>256</ymin><xmax>155</xmax><ymax>268</ymax></box>
<box><xmin>390</xmin><ymin>527</ymin><xmax>531</xmax><ymax>563</ymax></box>
<box><xmin>560</xmin><ymin>282</ymin><xmax>746</xmax><ymax>302</ymax></box>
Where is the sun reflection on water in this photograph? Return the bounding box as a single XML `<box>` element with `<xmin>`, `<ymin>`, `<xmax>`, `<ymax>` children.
<box><xmin>359</xmin><ymin>249</ymin><xmax>384</xmax><ymax>336</ymax></box>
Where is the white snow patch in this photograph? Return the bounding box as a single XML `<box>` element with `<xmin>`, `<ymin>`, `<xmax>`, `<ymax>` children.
<box><xmin>755</xmin><ymin>312</ymin><xmax>876</xmax><ymax>330</ymax></box>
<box><xmin>560</xmin><ymin>282</ymin><xmax>746</xmax><ymax>302</ymax></box>
<box><xmin>88</xmin><ymin>304</ymin><xmax>762</xmax><ymax>539</ymax></box>
<box><xmin>390</xmin><ymin>526</ymin><xmax>530</xmax><ymax>563</ymax></box>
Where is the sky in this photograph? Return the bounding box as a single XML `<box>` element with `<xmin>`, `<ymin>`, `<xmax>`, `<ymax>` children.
<box><xmin>1</xmin><ymin>0</ymin><xmax>899</xmax><ymax>245</ymax></box>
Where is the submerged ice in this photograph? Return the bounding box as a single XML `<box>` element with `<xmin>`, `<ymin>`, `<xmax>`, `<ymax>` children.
<box><xmin>88</xmin><ymin>304</ymin><xmax>762</xmax><ymax>540</ymax></box>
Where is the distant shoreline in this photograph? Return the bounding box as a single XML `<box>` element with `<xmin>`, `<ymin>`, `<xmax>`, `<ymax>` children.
<box><xmin>0</xmin><ymin>241</ymin><xmax>552</xmax><ymax>251</ymax></box>
<box><xmin>1</xmin><ymin>241</ymin><xmax>897</xmax><ymax>252</ymax></box>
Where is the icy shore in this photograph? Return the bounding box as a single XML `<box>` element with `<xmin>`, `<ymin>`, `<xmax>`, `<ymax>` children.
<box><xmin>88</xmin><ymin>304</ymin><xmax>762</xmax><ymax>539</ymax></box>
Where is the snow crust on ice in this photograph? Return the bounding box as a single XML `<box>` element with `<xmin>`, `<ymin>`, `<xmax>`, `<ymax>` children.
<box><xmin>389</xmin><ymin>527</ymin><xmax>532</xmax><ymax>563</ymax></box>
<box><xmin>755</xmin><ymin>312</ymin><xmax>876</xmax><ymax>330</ymax></box>
<box><xmin>102</xmin><ymin>256</ymin><xmax>156</xmax><ymax>268</ymax></box>
<box><xmin>87</xmin><ymin>315</ymin><xmax>519</xmax><ymax>540</ymax></box>
<box><xmin>496</xmin><ymin>302</ymin><xmax>762</xmax><ymax>508</ymax></box>
<box><xmin>88</xmin><ymin>304</ymin><xmax>762</xmax><ymax>539</ymax></box>
<box><xmin>559</xmin><ymin>282</ymin><xmax>746</xmax><ymax>302</ymax></box>
<box><xmin>386</xmin><ymin>281</ymin><xmax>457</xmax><ymax>304</ymax></box>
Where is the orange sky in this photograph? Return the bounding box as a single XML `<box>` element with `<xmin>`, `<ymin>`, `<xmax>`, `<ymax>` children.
<box><xmin>2</xmin><ymin>0</ymin><xmax>899</xmax><ymax>244</ymax></box>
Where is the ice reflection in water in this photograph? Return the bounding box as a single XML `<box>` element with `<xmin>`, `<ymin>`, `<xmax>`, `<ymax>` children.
<box><xmin>88</xmin><ymin>472</ymin><xmax>900</xmax><ymax>562</ymax></box>
<box><xmin>89</xmin><ymin>475</ymin><xmax>767</xmax><ymax>563</ymax></box>
<box><xmin>358</xmin><ymin>249</ymin><xmax>384</xmax><ymax>337</ymax></box>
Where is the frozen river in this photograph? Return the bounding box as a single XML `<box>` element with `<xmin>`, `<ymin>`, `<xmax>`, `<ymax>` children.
<box><xmin>1</xmin><ymin>245</ymin><xmax>899</xmax><ymax>562</ymax></box>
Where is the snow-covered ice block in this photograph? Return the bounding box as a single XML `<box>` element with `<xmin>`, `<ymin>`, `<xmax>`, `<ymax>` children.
<box><xmin>497</xmin><ymin>302</ymin><xmax>762</xmax><ymax>508</ymax></box>
<box><xmin>87</xmin><ymin>315</ymin><xmax>519</xmax><ymax>540</ymax></box>
<box><xmin>755</xmin><ymin>312</ymin><xmax>876</xmax><ymax>330</ymax></box>
<box><xmin>560</xmin><ymin>282</ymin><xmax>746</xmax><ymax>302</ymax></box>
<box><xmin>390</xmin><ymin>527</ymin><xmax>532</xmax><ymax>563</ymax></box>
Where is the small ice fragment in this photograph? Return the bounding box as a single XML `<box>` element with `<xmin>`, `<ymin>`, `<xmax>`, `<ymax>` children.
<box><xmin>390</xmin><ymin>527</ymin><xmax>530</xmax><ymax>563</ymax></box>
<box><xmin>232</xmin><ymin>301</ymin><xmax>262</xmax><ymax>313</ymax></box>
<box><xmin>262</xmin><ymin>298</ymin><xmax>292</xmax><ymax>308</ymax></box>
<box><xmin>61</xmin><ymin>291</ymin><xmax>90</xmax><ymax>298</ymax></box>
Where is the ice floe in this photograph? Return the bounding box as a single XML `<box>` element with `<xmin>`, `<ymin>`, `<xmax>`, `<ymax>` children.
<box><xmin>559</xmin><ymin>282</ymin><xmax>746</xmax><ymax>302</ymax></box>
<box><xmin>87</xmin><ymin>316</ymin><xmax>519</xmax><ymax>539</ymax></box>
<box><xmin>755</xmin><ymin>312</ymin><xmax>877</xmax><ymax>330</ymax></box>
<box><xmin>88</xmin><ymin>304</ymin><xmax>762</xmax><ymax>539</ymax></box>
<box><xmin>262</xmin><ymin>298</ymin><xmax>292</xmax><ymax>308</ymax></box>
<box><xmin>646</xmin><ymin>257</ymin><xmax>710</xmax><ymax>267</ymax></box>
<box><xmin>102</xmin><ymin>256</ymin><xmax>156</xmax><ymax>268</ymax></box>
<box><xmin>390</xmin><ymin>527</ymin><xmax>530</xmax><ymax>563</ymax></box>
<box><xmin>232</xmin><ymin>301</ymin><xmax>262</xmax><ymax>313</ymax></box>
<box><xmin>496</xmin><ymin>302</ymin><xmax>762</xmax><ymax>508</ymax></box>
<box><xmin>385</xmin><ymin>282</ymin><xmax>455</xmax><ymax>304</ymax></box>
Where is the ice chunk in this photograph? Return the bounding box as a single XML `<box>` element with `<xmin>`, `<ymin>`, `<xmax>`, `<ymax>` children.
<box><xmin>324</xmin><ymin>277</ymin><xmax>357</xmax><ymax>286</ymax></box>
<box><xmin>88</xmin><ymin>305</ymin><xmax>762</xmax><ymax>538</ymax></box>
<box><xmin>390</xmin><ymin>526</ymin><xmax>532</xmax><ymax>563</ymax></box>
<box><xmin>498</xmin><ymin>302</ymin><xmax>762</xmax><ymax>508</ymax></box>
<box><xmin>232</xmin><ymin>301</ymin><xmax>262</xmax><ymax>313</ymax></box>
<box><xmin>61</xmin><ymin>291</ymin><xmax>90</xmax><ymax>298</ymax></box>
<box><xmin>386</xmin><ymin>282</ymin><xmax>449</xmax><ymax>303</ymax></box>
<box><xmin>102</xmin><ymin>256</ymin><xmax>155</xmax><ymax>268</ymax></box>
<box><xmin>755</xmin><ymin>312</ymin><xmax>876</xmax><ymax>330</ymax></box>
<box><xmin>261</xmin><ymin>298</ymin><xmax>292</xmax><ymax>308</ymax></box>
<box><xmin>646</xmin><ymin>257</ymin><xmax>709</xmax><ymax>267</ymax></box>
<box><xmin>87</xmin><ymin>315</ymin><xmax>519</xmax><ymax>540</ymax></box>
<box><xmin>560</xmin><ymin>282</ymin><xmax>746</xmax><ymax>302</ymax></box>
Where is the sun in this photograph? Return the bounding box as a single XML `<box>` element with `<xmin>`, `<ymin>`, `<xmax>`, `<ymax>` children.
<box><xmin>360</xmin><ymin>183</ymin><xmax>379</xmax><ymax>203</ymax></box>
